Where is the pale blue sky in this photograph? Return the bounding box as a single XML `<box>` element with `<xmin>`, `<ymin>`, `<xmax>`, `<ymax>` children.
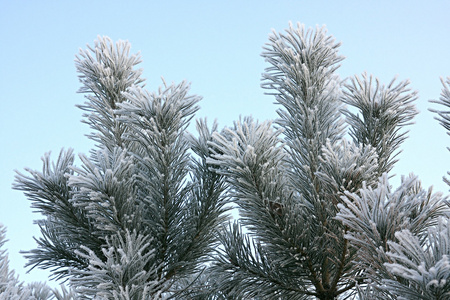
<box><xmin>1</xmin><ymin>0</ymin><xmax>450</xmax><ymax>286</ymax></box>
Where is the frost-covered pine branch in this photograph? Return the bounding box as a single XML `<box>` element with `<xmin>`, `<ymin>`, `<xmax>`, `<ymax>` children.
<box><xmin>207</xmin><ymin>23</ymin><xmax>359</xmax><ymax>299</ymax></box>
<box><xmin>430</xmin><ymin>77</ymin><xmax>450</xmax><ymax>187</ymax></box>
<box><xmin>206</xmin><ymin>22</ymin><xmax>432</xmax><ymax>300</ymax></box>
<box><xmin>383</xmin><ymin>220</ymin><xmax>450</xmax><ymax>299</ymax></box>
<box><xmin>0</xmin><ymin>224</ymin><xmax>76</xmax><ymax>300</ymax></box>
<box><xmin>13</xmin><ymin>37</ymin><xmax>228</xmax><ymax>298</ymax></box>
<box><xmin>336</xmin><ymin>174</ymin><xmax>448</xmax><ymax>298</ymax></box>
<box><xmin>75</xmin><ymin>36</ymin><xmax>145</xmax><ymax>151</ymax></box>
<box><xmin>0</xmin><ymin>223</ymin><xmax>29</xmax><ymax>299</ymax></box>
<box><xmin>342</xmin><ymin>73</ymin><xmax>418</xmax><ymax>177</ymax></box>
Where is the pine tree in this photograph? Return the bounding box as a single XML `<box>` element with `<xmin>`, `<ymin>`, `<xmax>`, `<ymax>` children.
<box><xmin>205</xmin><ymin>23</ymin><xmax>449</xmax><ymax>299</ymax></box>
<box><xmin>12</xmin><ymin>24</ymin><xmax>450</xmax><ymax>300</ymax></box>
<box><xmin>13</xmin><ymin>37</ymin><xmax>228</xmax><ymax>299</ymax></box>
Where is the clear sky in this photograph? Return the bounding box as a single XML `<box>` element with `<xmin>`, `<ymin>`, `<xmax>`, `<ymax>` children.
<box><xmin>1</xmin><ymin>0</ymin><xmax>450</xmax><ymax>286</ymax></box>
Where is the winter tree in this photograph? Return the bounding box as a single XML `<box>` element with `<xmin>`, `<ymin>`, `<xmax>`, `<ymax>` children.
<box><xmin>11</xmin><ymin>23</ymin><xmax>450</xmax><ymax>300</ymax></box>
<box><xmin>13</xmin><ymin>37</ymin><xmax>228</xmax><ymax>299</ymax></box>
<box><xmin>201</xmin><ymin>23</ymin><xmax>450</xmax><ymax>299</ymax></box>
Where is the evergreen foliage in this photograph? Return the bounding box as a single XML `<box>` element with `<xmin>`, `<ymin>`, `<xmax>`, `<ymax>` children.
<box><xmin>204</xmin><ymin>23</ymin><xmax>449</xmax><ymax>299</ymax></box>
<box><xmin>13</xmin><ymin>37</ymin><xmax>228</xmax><ymax>298</ymax></box>
<box><xmin>9</xmin><ymin>23</ymin><xmax>450</xmax><ymax>299</ymax></box>
<box><xmin>0</xmin><ymin>224</ymin><xmax>76</xmax><ymax>299</ymax></box>
<box><xmin>0</xmin><ymin>223</ymin><xmax>30</xmax><ymax>299</ymax></box>
<box><xmin>431</xmin><ymin>77</ymin><xmax>450</xmax><ymax>187</ymax></box>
